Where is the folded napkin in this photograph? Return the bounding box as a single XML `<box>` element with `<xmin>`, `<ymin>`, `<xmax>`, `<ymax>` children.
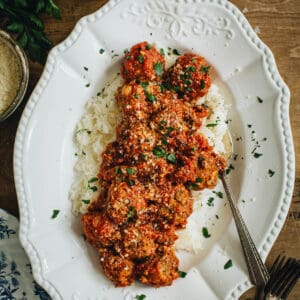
<box><xmin>0</xmin><ymin>208</ymin><xmax>51</xmax><ymax>299</ymax></box>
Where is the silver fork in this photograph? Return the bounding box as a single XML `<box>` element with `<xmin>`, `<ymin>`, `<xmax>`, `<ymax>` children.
<box><xmin>264</xmin><ymin>255</ymin><xmax>300</xmax><ymax>299</ymax></box>
<box><xmin>220</xmin><ymin>172</ymin><xmax>270</xmax><ymax>294</ymax></box>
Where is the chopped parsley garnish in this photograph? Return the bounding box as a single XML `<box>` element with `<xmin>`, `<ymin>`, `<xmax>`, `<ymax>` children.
<box><xmin>196</xmin><ymin>177</ymin><xmax>203</xmax><ymax>183</ymax></box>
<box><xmin>207</xmin><ymin>197</ymin><xmax>214</xmax><ymax>207</ymax></box>
<box><xmin>153</xmin><ymin>147</ymin><xmax>166</xmax><ymax>158</ymax></box>
<box><xmin>224</xmin><ymin>259</ymin><xmax>233</xmax><ymax>269</ymax></box>
<box><xmin>185</xmin><ymin>66</ymin><xmax>196</xmax><ymax>72</ymax></box>
<box><xmin>254</xmin><ymin>152</ymin><xmax>263</xmax><ymax>158</ymax></box>
<box><xmin>153</xmin><ymin>62</ymin><xmax>164</xmax><ymax>77</ymax></box>
<box><xmin>82</xmin><ymin>199</ymin><xmax>90</xmax><ymax>204</ymax></box>
<box><xmin>268</xmin><ymin>169</ymin><xmax>275</xmax><ymax>177</ymax></box>
<box><xmin>126</xmin><ymin>168</ymin><xmax>135</xmax><ymax>175</ymax></box>
<box><xmin>128</xmin><ymin>179</ymin><xmax>135</xmax><ymax>186</ymax></box>
<box><xmin>88</xmin><ymin>177</ymin><xmax>98</xmax><ymax>183</ymax></box>
<box><xmin>134</xmin><ymin>94</ymin><xmax>139</xmax><ymax>99</ymax></box>
<box><xmin>145</xmin><ymin>43</ymin><xmax>151</xmax><ymax>50</ymax></box>
<box><xmin>213</xmin><ymin>191</ymin><xmax>223</xmax><ymax>198</ymax></box>
<box><xmin>233</xmin><ymin>154</ymin><xmax>238</xmax><ymax>161</ymax></box>
<box><xmin>138</xmin><ymin>55</ymin><xmax>144</xmax><ymax>64</ymax></box>
<box><xmin>145</xmin><ymin>138</ymin><xmax>150</xmax><ymax>142</ymax></box>
<box><xmin>85</xmin><ymin>83</ymin><xmax>90</xmax><ymax>88</ymax></box>
<box><xmin>115</xmin><ymin>166</ymin><xmax>122</xmax><ymax>174</ymax></box>
<box><xmin>202</xmin><ymin>227</ymin><xmax>211</xmax><ymax>238</ymax></box>
<box><xmin>99</xmin><ymin>48</ymin><xmax>105</xmax><ymax>54</ymax></box>
<box><xmin>215</xmin><ymin>214</ymin><xmax>219</xmax><ymax>219</ymax></box>
<box><xmin>84</xmin><ymin>66</ymin><xmax>88</xmax><ymax>71</ymax></box>
<box><xmin>160</xmin><ymin>48</ymin><xmax>165</xmax><ymax>56</ymax></box>
<box><xmin>51</xmin><ymin>210</ymin><xmax>60</xmax><ymax>219</ymax></box>
<box><xmin>162</xmin><ymin>138</ymin><xmax>168</xmax><ymax>146</ymax></box>
<box><xmin>178</xmin><ymin>270</ymin><xmax>187</xmax><ymax>278</ymax></box>
<box><xmin>127</xmin><ymin>206</ymin><xmax>136</xmax><ymax>219</ymax></box>
<box><xmin>257</xmin><ymin>96</ymin><xmax>264</xmax><ymax>103</ymax></box>
<box><xmin>206</xmin><ymin>123</ymin><xmax>218</xmax><ymax>127</ymax></box>
<box><xmin>188</xmin><ymin>183</ymin><xmax>198</xmax><ymax>190</ymax></box>
<box><xmin>225</xmin><ymin>164</ymin><xmax>235</xmax><ymax>175</ymax></box>
<box><xmin>166</xmin><ymin>126</ymin><xmax>174</xmax><ymax>133</ymax></box>
<box><xmin>166</xmin><ymin>153</ymin><xmax>176</xmax><ymax>163</ymax></box>
<box><xmin>146</xmin><ymin>93</ymin><xmax>157</xmax><ymax>102</ymax></box>
<box><xmin>200</xmin><ymin>66</ymin><xmax>210</xmax><ymax>74</ymax></box>
<box><xmin>200</xmin><ymin>79</ymin><xmax>205</xmax><ymax>90</ymax></box>
<box><xmin>135</xmin><ymin>295</ymin><xmax>146</xmax><ymax>300</ymax></box>
<box><xmin>140</xmin><ymin>81</ymin><xmax>149</xmax><ymax>89</ymax></box>
<box><xmin>89</xmin><ymin>186</ymin><xmax>98</xmax><ymax>192</ymax></box>
<box><xmin>172</xmin><ymin>49</ymin><xmax>180</xmax><ymax>55</ymax></box>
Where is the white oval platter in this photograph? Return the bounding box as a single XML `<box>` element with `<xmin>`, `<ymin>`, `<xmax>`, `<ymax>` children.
<box><xmin>14</xmin><ymin>0</ymin><xmax>294</xmax><ymax>299</ymax></box>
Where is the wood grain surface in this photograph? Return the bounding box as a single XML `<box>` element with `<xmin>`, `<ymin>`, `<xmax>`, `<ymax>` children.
<box><xmin>0</xmin><ymin>0</ymin><xmax>299</xmax><ymax>299</ymax></box>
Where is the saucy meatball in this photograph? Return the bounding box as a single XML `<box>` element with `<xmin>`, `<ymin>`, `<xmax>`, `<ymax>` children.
<box><xmin>81</xmin><ymin>212</ymin><xmax>121</xmax><ymax>247</ymax></box>
<box><xmin>123</xmin><ymin>224</ymin><xmax>158</xmax><ymax>259</ymax></box>
<box><xmin>106</xmin><ymin>180</ymin><xmax>147</xmax><ymax>224</ymax></box>
<box><xmin>99</xmin><ymin>248</ymin><xmax>135</xmax><ymax>287</ymax></box>
<box><xmin>164</xmin><ymin>53</ymin><xmax>212</xmax><ymax>101</ymax></box>
<box><xmin>138</xmin><ymin>247</ymin><xmax>179</xmax><ymax>287</ymax></box>
<box><xmin>121</xmin><ymin>41</ymin><xmax>165</xmax><ymax>82</ymax></box>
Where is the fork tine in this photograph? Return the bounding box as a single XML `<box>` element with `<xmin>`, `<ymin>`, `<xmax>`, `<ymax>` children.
<box><xmin>276</xmin><ymin>260</ymin><xmax>298</xmax><ymax>296</ymax></box>
<box><xmin>268</xmin><ymin>254</ymin><xmax>283</xmax><ymax>276</ymax></box>
<box><xmin>265</xmin><ymin>255</ymin><xmax>286</xmax><ymax>293</ymax></box>
<box><xmin>272</xmin><ymin>258</ymin><xmax>295</xmax><ymax>295</ymax></box>
<box><xmin>280</xmin><ymin>260</ymin><xmax>300</xmax><ymax>299</ymax></box>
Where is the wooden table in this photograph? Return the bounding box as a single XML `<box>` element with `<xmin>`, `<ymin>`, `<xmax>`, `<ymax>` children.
<box><xmin>0</xmin><ymin>0</ymin><xmax>299</xmax><ymax>298</ymax></box>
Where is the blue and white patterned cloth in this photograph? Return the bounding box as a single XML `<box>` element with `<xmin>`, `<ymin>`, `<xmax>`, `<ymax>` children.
<box><xmin>0</xmin><ymin>208</ymin><xmax>51</xmax><ymax>300</ymax></box>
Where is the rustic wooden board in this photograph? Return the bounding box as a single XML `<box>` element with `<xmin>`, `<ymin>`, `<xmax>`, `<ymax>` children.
<box><xmin>0</xmin><ymin>0</ymin><xmax>299</xmax><ymax>298</ymax></box>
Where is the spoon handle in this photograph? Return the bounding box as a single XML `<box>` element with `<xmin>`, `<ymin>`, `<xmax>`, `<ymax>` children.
<box><xmin>220</xmin><ymin>173</ymin><xmax>270</xmax><ymax>287</ymax></box>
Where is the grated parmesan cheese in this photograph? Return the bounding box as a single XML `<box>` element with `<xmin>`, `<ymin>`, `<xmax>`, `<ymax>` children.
<box><xmin>0</xmin><ymin>41</ymin><xmax>21</xmax><ymax>115</ymax></box>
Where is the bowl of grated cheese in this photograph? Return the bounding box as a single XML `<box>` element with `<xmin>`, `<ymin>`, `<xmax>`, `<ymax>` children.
<box><xmin>0</xmin><ymin>30</ymin><xmax>29</xmax><ymax>122</ymax></box>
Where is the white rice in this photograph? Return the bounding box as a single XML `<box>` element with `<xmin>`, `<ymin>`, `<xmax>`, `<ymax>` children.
<box><xmin>70</xmin><ymin>67</ymin><xmax>228</xmax><ymax>253</ymax></box>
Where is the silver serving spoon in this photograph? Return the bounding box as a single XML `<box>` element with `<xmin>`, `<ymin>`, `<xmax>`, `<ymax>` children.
<box><xmin>219</xmin><ymin>132</ymin><xmax>270</xmax><ymax>295</ymax></box>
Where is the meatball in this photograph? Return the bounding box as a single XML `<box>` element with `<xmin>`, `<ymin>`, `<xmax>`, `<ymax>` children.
<box><xmin>174</xmin><ymin>134</ymin><xmax>226</xmax><ymax>190</ymax></box>
<box><xmin>121</xmin><ymin>41</ymin><xmax>165</xmax><ymax>82</ymax></box>
<box><xmin>123</xmin><ymin>224</ymin><xmax>158</xmax><ymax>259</ymax></box>
<box><xmin>138</xmin><ymin>247</ymin><xmax>179</xmax><ymax>286</ymax></box>
<box><xmin>81</xmin><ymin>212</ymin><xmax>121</xmax><ymax>247</ymax></box>
<box><xmin>116</xmin><ymin>81</ymin><xmax>170</xmax><ymax>119</ymax></box>
<box><xmin>164</xmin><ymin>53</ymin><xmax>212</xmax><ymax>101</ymax></box>
<box><xmin>117</xmin><ymin>119</ymin><xmax>157</xmax><ymax>156</ymax></box>
<box><xmin>194</xmin><ymin>150</ymin><xmax>226</xmax><ymax>189</ymax></box>
<box><xmin>171</xmin><ymin>184</ymin><xmax>193</xmax><ymax>228</ymax></box>
<box><xmin>156</xmin><ymin>184</ymin><xmax>193</xmax><ymax>228</ymax></box>
<box><xmin>99</xmin><ymin>248</ymin><xmax>135</xmax><ymax>287</ymax></box>
<box><xmin>150</xmin><ymin>97</ymin><xmax>208</xmax><ymax>138</ymax></box>
<box><xmin>106</xmin><ymin>180</ymin><xmax>147</xmax><ymax>224</ymax></box>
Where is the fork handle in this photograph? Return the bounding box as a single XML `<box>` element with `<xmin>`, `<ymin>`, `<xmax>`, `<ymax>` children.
<box><xmin>220</xmin><ymin>173</ymin><xmax>270</xmax><ymax>287</ymax></box>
